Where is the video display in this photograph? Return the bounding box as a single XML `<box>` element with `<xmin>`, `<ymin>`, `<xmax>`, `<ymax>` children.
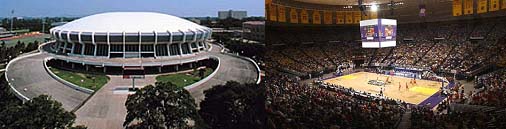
<box><xmin>360</xmin><ymin>19</ymin><xmax>397</xmax><ymax>48</ymax></box>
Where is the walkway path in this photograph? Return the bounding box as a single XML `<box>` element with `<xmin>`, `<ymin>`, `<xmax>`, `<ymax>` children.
<box><xmin>74</xmin><ymin>44</ymin><xmax>258</xmax><ymax>128</ymax></box>
<box><xmin>74</xmin><ymin>75</ymin><xmax>156</xmax><ymax>129</ymax></box>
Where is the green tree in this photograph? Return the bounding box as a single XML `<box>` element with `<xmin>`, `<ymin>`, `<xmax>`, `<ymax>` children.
<box><xmin>199</xmin><ymin>81</ymin><xmax>266</xmax><ymax>129</ymax></box>
<box><xmin>0</xmin><ymin>74</ymin><xmax>23</xmax><ymax>128</ymax></box>
<box><xmin>1</xmin><ymin>41</ymin><xmax>5</xmax><ymax>48</ymax></box>
<box><xmin>0</xmin><ymin>95</ymin><xmax>76</xmax><ymax>128</ymax></box>
<box><xmin>0</xmin><ymin>74</ymin><xmax>21</xmax><ymax>109</ymax></box>
<box><xmin>2</xmin><ymin>74</ymin><xmax>82</xmax><ymax>128</ymax></box>
<box><xmin>218</xmin><ymin>18</ymin><xmax>242</xmax><ymax>29</ymax></box>
<box><xmin>198</xmin><ymin>69</ymin><xmax>205</xmax><ymax>79</ymax></box>
<box><xmin>124</xmin><ymin>82</ymin><xmax>204</xmax><ymax>129</ymax></box>
<box><xmin>17</xmin><ymin>95</ymin><xmax>76</xmax><ymax>128</ymax></box>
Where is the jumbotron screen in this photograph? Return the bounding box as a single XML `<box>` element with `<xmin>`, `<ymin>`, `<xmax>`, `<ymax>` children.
<box><xmin>360</xmin><ymin>19</ymin><xmax>397</xmax><ymax>48</ymax></box>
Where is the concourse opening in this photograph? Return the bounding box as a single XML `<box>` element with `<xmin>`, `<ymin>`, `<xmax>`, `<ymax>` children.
<box><xmin>122</xmin><ymin>66</ymin><xmax>145</xmax><ymax>91</ymax></box>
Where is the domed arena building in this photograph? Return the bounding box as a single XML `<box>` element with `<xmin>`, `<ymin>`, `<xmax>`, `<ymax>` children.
<box><xmin>46</xmin><ymin>12</ymin><xmax>215</xmax><ymax>74</ymax></box>
<box><xmin>5</xmin><ymin>11</ymin><xmax>260</xmax><ymax>128</ymax></box>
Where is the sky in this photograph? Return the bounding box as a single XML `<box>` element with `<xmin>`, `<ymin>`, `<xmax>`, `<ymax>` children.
<box><xmin>0</xmin><ymin>0</ymin><xmax>264</xmax><ymax>18</ymax></box>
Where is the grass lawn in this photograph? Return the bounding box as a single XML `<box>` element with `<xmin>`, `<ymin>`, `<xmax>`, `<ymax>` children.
<box><xmin>156</xmin><ymin>68</ymin><xmax>214</xmax><ymax>88</ymax></box>
<box><xmin>49</xmin><ymin>67</ymin><xmax>110</xmax><ymax>91</ymax></box>
<box><xmin>2</xmin><ymin>34</ymin><xmax>50</xmax><ymax>47</ymax></box>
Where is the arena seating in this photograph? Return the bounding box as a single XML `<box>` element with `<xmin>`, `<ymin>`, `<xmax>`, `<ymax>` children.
<box><xmin>267</xmin><ymin>17</ymin><xmax>506</xmax><ymax>77</ymax></box>
<box><xmin>265</xmin><ymin>72</ymin><xmax>405</xmax><ymax>129</ymax></box>
<box><xmin>410</xmin><ymin>105</ymin><xmax>494</xmax><ymax>129</ymax></box>
<box><xmin>264</xmin><ymin>64</ymin><xmax>506</xmax><ymax>129</ymax></box>
<box><xmin>468</xmin><ymin>69</ymin><xmax>506</xmax><ymax>107</ymax></box>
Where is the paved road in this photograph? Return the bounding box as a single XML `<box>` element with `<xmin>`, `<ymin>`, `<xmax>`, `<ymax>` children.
<box><xmin>188</xmin><ymin>43</ymin><xmax>258</xmax><ymax>104</ymax></box>
<box><xmin>188</xmin><ymin>52</ymin><xmax>259</xmax><ymax>105</ymax></box>
<box><xmin>5</xmin><ymin>53</ymin><xmax>89</xmax><ymax>111</ymax></box>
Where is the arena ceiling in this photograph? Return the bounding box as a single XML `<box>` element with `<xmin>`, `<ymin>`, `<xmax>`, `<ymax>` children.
<box><xmin>52</xmin><ymin>12</ymin><xmax>209</xmax><ymax>32</ymax></box>
<box><xmin>293</xmin><ymin>0</ymin><xmax>403</xmax><ymax>5</ymax></box>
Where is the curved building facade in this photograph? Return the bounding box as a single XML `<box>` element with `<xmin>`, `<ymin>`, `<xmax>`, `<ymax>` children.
<box><xmin>49</xmin><ymin>12</ymin><xmax>212</xmax><ymax>58</ymax></box>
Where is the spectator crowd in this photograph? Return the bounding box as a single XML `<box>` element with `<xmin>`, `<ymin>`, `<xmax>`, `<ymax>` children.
<box><xmin>264</xmin><ymin>16</ymin><xmax>506</xmax><ymax>129</ymax></box>
<box><xmin>266</xmin><ymin>17</ymin><xmax>506</xmax><ymax>78</ymax></box>
<box><xmin>265</xmin><ymin>71</ymin><xmax>405</xmax><ymax>129</ymax></box>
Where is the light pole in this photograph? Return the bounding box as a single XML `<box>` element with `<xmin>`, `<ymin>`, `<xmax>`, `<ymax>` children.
<box><xmin>10</xmin><ymin>10</ymin><xmax>14</xmax><ymax>31</ymax></box>
<box><xmin>42</xmin><ymin>18</ymin><xmax>46</xmax><ymax>33</ymax></box>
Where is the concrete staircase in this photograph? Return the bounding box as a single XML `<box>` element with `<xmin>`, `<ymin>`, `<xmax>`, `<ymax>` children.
<box><xmin>396</xmin><ymin>111</ymin><xmax>412</xmax><ymax>129</ymax></box>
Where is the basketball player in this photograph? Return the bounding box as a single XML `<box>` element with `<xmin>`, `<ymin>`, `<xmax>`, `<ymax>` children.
<box><xmin>405</xmin><ymin>82</ymin><xmax>409</xmax><ymax>90</ymax></box>
<box><xmin>398</xmin><ymin>82</ymin><xmax>401</xmax><ymax>91</ymax></box>
<box><xmin>380</xmin><ymin>87</ymin><xmax>383</xmax><ymax>96</ymax></box>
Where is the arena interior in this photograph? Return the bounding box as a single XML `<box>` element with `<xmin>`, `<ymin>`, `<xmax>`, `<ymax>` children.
<box><xmin>265</xmin><ymin>0</ymin><xmax>506</xmax><ymax>128</ymax></box>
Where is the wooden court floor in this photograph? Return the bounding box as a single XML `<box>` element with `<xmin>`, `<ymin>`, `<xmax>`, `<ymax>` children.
<box><xmin>323</xmin><ymin>72</ymin><xmax>445</xmax><ymax>104</ymax></box>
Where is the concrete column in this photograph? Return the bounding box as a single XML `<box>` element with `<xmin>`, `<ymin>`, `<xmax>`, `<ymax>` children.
<box><xmin>153</xmin><ymin>44</ymin><xmax>157</xmax><ymax>58</ymax></box>
<box><xmin>196</xmin><ymin>42</ymin><xmax>201</xmax><ymax>52</ymax></box>
<box><xmin>106</xmin><ymin>32</ymin><xmax>109</xmax><ymax>58</ymax></box>
<box><xmin>138</xmin><ymin>31</ymin><xmax>141</xmax><ymax>58</ymax></box>
<box><xmin>188</xmin><ymin>43</ymin><xmax>193</xmax><ymax>54</ymax></box>
<box><xmin>154</xmin><ymin>31</ymin><xmax>158</xmax><ymax>58</ymax></box>
<box><xmin>70</xmin><ymin>43</ymin><xmax>75</xmax><ymax>54</ymax></box>
<box><xmin>81</xmin><ymin>43</ymin><xmax>85</xmax><ymax>56</ymax></box>
<box><xmin>59</xmin><ymin>31</ymin><xmax>64</xmax><ymax>53</ymax></box>
<box><xmin>178</xmin><ymin>43</ymin><xmax>183</xmax><ymax>56</ymax></box>
<box><xmin>103</xmin><ymin>67</ymin><xmax>107</xmax><ymax>73</ymax></box>
<box><xmin>62</xmin><ymin>42</ymin><xmax>68</xmax><ymax>53</ymax></box>
<box><xmin>168</xmin><ymin>31</ymin><xmax>173</xmax><ymax>56</ymax></box>
<box><xmin>123</xmin><ymin>32</ymin><xmax>126</xmax><ymax>58</ymax></box>
<box><xmin>85</xmin><ymin>65</ymin><xmax>89</xmax><ymax>71</ymax></box>
<box><xmin>175</xmin><ymin>65</ymin><xmax>179</xmax><ymax>71</ymax></box>
<box><xmin>71</xmin><ymin>63</ymin><xmax>75</xmax><ymax>69</ymax></box>
<box><xmin>107</xmin><ymin>44</ymin><xmax>111</xmax><ymax>58</ymax></box>
<box><xmin>166</xmin><ymin>44</ymin><xmax>170</xmax><ymax>56</ymax></box>
<box><xmin>77</xmin><ymin>31</ymin><xmax>82</xmax><ymax>54</ymax></box>
<box><xmin>91</xmin><ymin>32</ymin><xmax>95</xmax><ymax>43</ymax></box>
<box><xmin>158</xmin><ymin>66</ymin><xmax>162</xmax><ymax>73</ymax></box>
<box><xmin>94</xmin><ymin>44</ymin><xmax>97</xmax><ymax>56</ymax></box>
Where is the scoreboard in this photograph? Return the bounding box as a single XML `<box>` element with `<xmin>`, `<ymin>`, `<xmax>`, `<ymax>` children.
<box><xmin>360</xmin><ymin>19</ymin><xmax>397</xmax><ymax>48</ymax></box>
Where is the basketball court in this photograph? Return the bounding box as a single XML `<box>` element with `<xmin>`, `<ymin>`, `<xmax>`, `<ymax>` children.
<box><xmin>323</xmin><ymin>72</ymin><xmax>445</xmax><ymax>104</ymax></box>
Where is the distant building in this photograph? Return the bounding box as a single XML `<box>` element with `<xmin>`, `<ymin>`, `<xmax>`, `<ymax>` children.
<box><xmin>242</xmin><ymin>21</ymin><xmax>264</xmax><ymax>42</ymax></box>
<box><xmin>0</xmin><ymin>27</ymin><xmax>15</xmax><ymax>38</ymax></box>
<box><xmin>218</xmin><ymin>10</ymin><xmax>247</xmax><ymax>20</ymax></box>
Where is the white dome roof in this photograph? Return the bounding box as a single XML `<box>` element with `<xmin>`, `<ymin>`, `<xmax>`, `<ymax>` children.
<box><xmin>52</xmin><ymin>12</ymin><xmax>209</xmax><ymax>33</ymax></box>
